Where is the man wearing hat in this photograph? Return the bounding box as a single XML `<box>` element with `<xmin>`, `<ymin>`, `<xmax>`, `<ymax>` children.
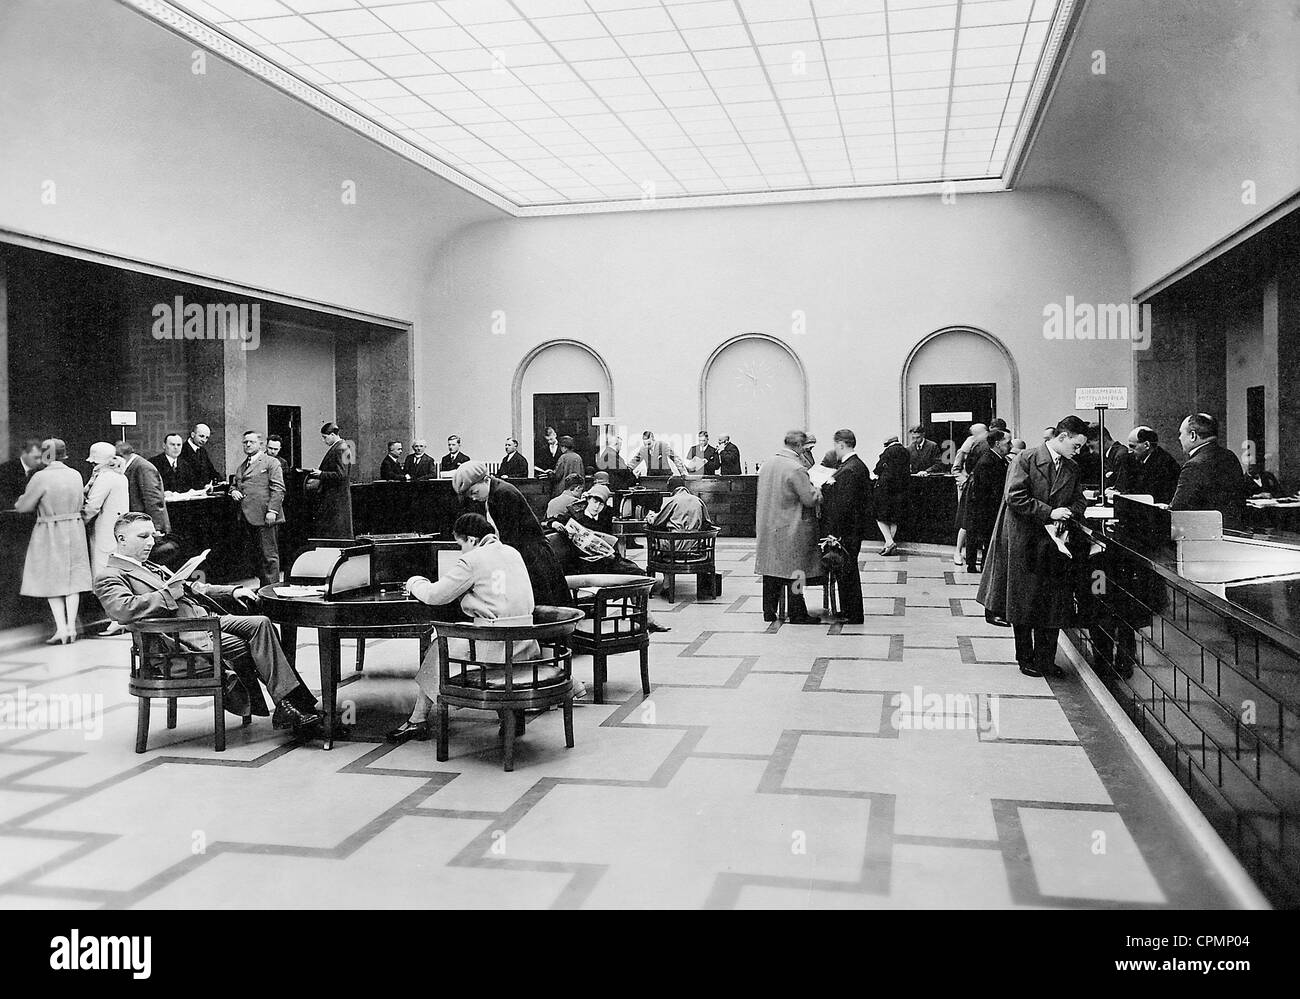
<box><xmin>83</xmin><ymin>442</ymin><xmax>129</xmax><ymax>579</ymax></box>
<box><xmin>648</xmin><ymin>476</ymin><xmax>713</xmax><ymax>533</ymax></box>
<box><xmin>551</xmin><ymin>435</ymin><xmax>585</xmax><ymax>497</ymax></box>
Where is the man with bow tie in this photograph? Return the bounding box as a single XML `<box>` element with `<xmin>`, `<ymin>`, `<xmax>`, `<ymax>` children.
<box><xmin>94</xmin><ymin>512</ymin><xmax>321</xmax><ymax>733</ymax></box>
<box><xmin>230</xmin><ymin>430</ymin><xmax>285</xmax><ymax>587</ymax></box>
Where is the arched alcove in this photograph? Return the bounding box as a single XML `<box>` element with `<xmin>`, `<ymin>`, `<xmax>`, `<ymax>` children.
<box><xmin>700</xmin><ymin>334</ymin><xmax>809</xmax><ymax>468</ymax></box>
<box><xmin>512</xmin><ymin>339</ymin><xmax>614</xmax><ymax>464</ymax></box>
<box><xmin>900</xmin><ymin>326</ymin><xmax>1020</xmax><ymax>439</ymax></box>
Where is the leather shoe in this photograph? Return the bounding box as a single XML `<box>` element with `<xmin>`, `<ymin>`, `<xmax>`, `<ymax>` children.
<box><xmin>841</xmin><ymin>617</ymin><xmax>865</xmax><ymax>625</ymax></box>
<box><xmin>647</xmin><ymin>620</ymin><xmax>672</xmax><ymax>633</ymax></box>
<box><xmin>985</xmin><ymin>615</ymin><xmax>1011</xmax><ymax>627</ymax></box>
<box><xmin>1039</xmin><ymin>663</ymin><xmax>1067</xmax><ymax>679</ymax></box>
<box><xmin>386</xmin><ymin>720</ymin><xmax>430</xmax><ymax>744</ymax></box>
<box><xmin>272</xmin><ymin>700</ymin><xmax>323</xmax><ymax>731</ymax></box>
<box><xmin>1018</xmin><ymin>663</ymin><xmax>1043</xmax><ymax>678</ymax></box>
<box><xmin>786</xmin><ymin>615</ymin><xmax>823</xmax><ymax>625</ymax></box>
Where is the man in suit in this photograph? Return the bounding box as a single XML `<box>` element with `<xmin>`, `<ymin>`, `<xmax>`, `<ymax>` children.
<box><xmin>632</xmin><ymin>430</ymin><xmax>686</xmax><ymax>477</ymax></box>
<box><xmin>964</xmin><ymin>429</ymin><xmax>1012</xmax><ymax>576</ymax></box>
<box><xmin>907</xmin><ymin>425</ymin><xmax>945</xmax><ymax>474</ymax></box>
<box><xmin>403</xmin><ymin>439</ymin><xmax>436</xmax><ymax>480</ymax></box>
<box><xmin>114</xmin><ymin>441</ymin><xmax>172</xmax><ymax>556</ymax></box>
<box><xmin>95</xmin><ymin>512</ymin><xmax>321</xmax><ymax>733</ymax></box>
<box><xmin>379</xmin><ymin>440</ymin><xmax>407</xmax><ymax>481</ymax></box>
<box><xmin>717</xmin><ymin>435</ymin><xmax>742</xmax><ymax>475</ymax></box>
<box><xmin>265</xmin><ymin>434</ymin><xmax>291</xmax><ymax>477</ymax></box>
<box><xmin>149</xmin><ymin>433</ymin><xmax>188</xmax><ymax>493</ymax></box>
<box><xmin>439</xmin><ymin>435</ymin><xmax>471</xmax><ymax>474</ymax></box>
<box><xmin>817</xmin><ymin>430</ymin><xmax>872</xmax><ymax>624</ymax></box>
<box><xmin>1171</xmin><ymin>413</ymin><xmax>1248</xmax><ymax>532</ymax></box>
<box><xmin>551</xmin><ymin>436</ymin><xmax>585</xmax><ymax>497</ymax></box>
<box><xmin>230</xmin><ymin>431</ymin><xmax>286</xmax><ymax>587</ymax></box>
<box><xmin>178</xmin><ymin>422</ymin><xmax>219</xmax><ymax>491</ymax></box>
<box><xmin>1081</xmin><ymin>424</ymin><xmax>1129</xmax><ymax>491</ymax></box>
<box><xmin>1112</xmin><ymin>427</ymin><xmax>1181</xmax><ymax>504</ymax></box>
<box><xmin>686</xmin><ymin>431</ymin><xmax>721</xmax><ymax>475</ymax></box>
<box><xmin>755</xmin><ymin>430</ymin><xmax>824</xmax><ymax>624</ymax></box>
<box><xmin>0</xmin><ymin>438</ymin><xmax>44</xmax><ymax>507</ymax></box>
<box><xmin>595</xmin><ymin>434</ymin><xmax>635</xmax><ymax>492</ymax></box>
<box><xmin>306</xmin><ymin>422</ymin><xmax>353</xmax><ymax>538</ymax></box>
<box><xmin>977</xmin><ymin>416</ymin><xmax>1089</xmax><ymax>678</ymax></box>
<box><xmin>498</xmin><ymin>438</ymin><xmax>529</xmax><ymax>478</ymax></box>
<box><xmin>535</xmin><ymin>426</ymin><xmax>560</xmax><ymax>479</ymax></box>
<box><xmin>1244</xmin><ymin>462</ymin><xmax>1283</xmax><ymax>498</ymax></box>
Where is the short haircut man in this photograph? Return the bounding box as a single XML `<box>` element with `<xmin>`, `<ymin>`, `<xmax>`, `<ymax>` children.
<box><xmin>834</xmin><ymin>429</ymin><xmax>857</xmax><ymax>448</ymax></box>
<box><xmin>783</xmin><ymin>429</ymin><xmax>808</xmax><ymax>450</ymax></box>
<box><xmin>1184</xmin><ymin>412</ymin><xmax>1219</xmax><ymax>438</ymax></box>
<box><xmin>1054</xmin><ymin>415</ymin><xmax>1091</xmax><ymax>438</ymax></box>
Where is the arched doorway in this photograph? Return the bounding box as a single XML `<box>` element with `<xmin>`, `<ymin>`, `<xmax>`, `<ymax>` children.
<box><xmin>700</xmin><ymin>334</ymin><xmax>809</xmax><ymax>469</ymax></box>
<box><xmin>900</xmin><ymin>327</ymin><xmax>1019</xmax><ymax>450</ymax></box>
<box><xmin>512</xmin><ymin>339</ymin><xmax>614</xmax><ymax>471</ymax></box>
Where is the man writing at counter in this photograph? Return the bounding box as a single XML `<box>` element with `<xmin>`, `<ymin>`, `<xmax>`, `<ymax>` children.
<box><xmin>907</xmin><ymin>424</ymin><xmax>946</xmax><ymax>474</ymax></box>
<box><xmin>1170</xmin><ymin>413</ymin><xmax>1248</xmax><ymax>532</ymax></box>
<box><xmin>179</xmin><ymin>422</ymin><xmax>219</xmax><ymax>491</ymax></box>
<box><xmin>379</xmin><ymin>440</ymin><xmax>408</xmax><ymax>481</ymax></box>
<box><xmin>498</xmin><ymin>438</ymin><xmax>529</xmax><ymax>479</ymax></box>
<box><xmin>404</xmin><ymin>439</ymin><xmax>436</xmax><ymax>480</ymax></box>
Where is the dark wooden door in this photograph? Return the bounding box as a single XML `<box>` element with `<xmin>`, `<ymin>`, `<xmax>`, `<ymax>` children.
<box><xmin>918</xmin><ymin>383</ymin><xmax>997</xmax><ymax>455</ymax></box>
<box><xmin>267</xmin><ymin>405</ymin><xmax>302</xmax><ymax>469</ymax></box>
<box><xmin>533</xmin><ymin>392</ymin><xmax>599</xmax><ymax>472</ymax></box>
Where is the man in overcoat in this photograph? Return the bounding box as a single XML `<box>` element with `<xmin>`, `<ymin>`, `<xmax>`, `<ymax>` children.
<box><xmin>977</xmin><ymin>416</ymin><xmax>1089</xmax><ymax>677</ymax></box>
<box><xmin>755</xmin><ymin>430</ymin><xmax>823</xmax><ymax>624</ymax></box>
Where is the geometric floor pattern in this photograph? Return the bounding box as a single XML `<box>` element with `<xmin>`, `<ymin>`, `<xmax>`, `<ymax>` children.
<box><xmin>0</xmin><ymin>541</ymin><xmax>1246</xmax><ymax>908</ymax></box>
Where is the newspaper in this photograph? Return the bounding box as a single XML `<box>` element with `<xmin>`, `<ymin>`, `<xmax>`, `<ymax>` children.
<box><xmin>164</xmin><ymin>549</ymin><xmax>209</xmax><ymax>584</ymax></box>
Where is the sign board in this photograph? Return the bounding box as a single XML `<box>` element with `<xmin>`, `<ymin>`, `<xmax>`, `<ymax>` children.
<box><xmin>931</xmin><ymin>411</ymin><xmax>972</xmax><ymax>422</ymax></box>
<box><xmin>1075</xmin><ymin>387</ymin><xmax>1128</xmax><ymax>410</ymax></box>
<box><xmin>591</xmin><ymin>415</ymin><xmax>616</xmax><ymax>425</ymax></box>
<box><xmin>110</xmin><ymin>411</ymin><xmax>138</xmax><ymax>426</ymax></box>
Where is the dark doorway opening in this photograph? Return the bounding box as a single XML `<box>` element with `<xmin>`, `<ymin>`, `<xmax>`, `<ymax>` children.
<box><xmin>533</xmin><ymin>392</ymin><xmax>599</xmax><ymax>472</ymax></box>
<box><xmin>267</xmin><ymin>405</ymin><xmax>302</xmax><ymax>470</ymax></box>
<box><xmin>918</xmin><ymin>383</ymin><xmax>997</xmax><ymax>455</ymax></box>
<box><xmin>1246</xmin><ymin>384</ymin><xmax>1265</xmax><ymax>469</ymax></box>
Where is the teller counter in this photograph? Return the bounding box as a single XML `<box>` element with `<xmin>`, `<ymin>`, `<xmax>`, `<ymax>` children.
<box><xmin>1065</xmin><ymin>505</ymin><xmax>1300</xmax><ymax>906</ymax></box>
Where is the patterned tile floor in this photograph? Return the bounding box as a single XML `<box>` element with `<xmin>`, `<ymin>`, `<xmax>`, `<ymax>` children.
<box><xmin>0</xmin><ymin>541</ymin><xmax>1249</xmax><ymax>909</ymax></box>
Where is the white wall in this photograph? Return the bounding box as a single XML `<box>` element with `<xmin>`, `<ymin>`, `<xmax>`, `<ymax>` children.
<box><xmin>426</xmin><ymin>188</ymin><xmax>1134</xmax><ymax>463</ymax></box>
<box><xmin>240</xmin><ymin>328</ymin><xmax>336</xmax><ymax>472</ymax></box>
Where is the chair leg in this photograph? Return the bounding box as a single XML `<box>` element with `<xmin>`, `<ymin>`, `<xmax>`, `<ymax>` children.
<box><xmin>213</xmin><ymin>691</ymin><xmax>226</xmax><ymax>753</ymax></box>
<box><xmin>135</xmin><ymin>697</ymin><xmax>150</xmax><ymax>754</ymax></box>
<box><xmin>500</xmin><ymin>710</ymin><xmax>516</xmax><ymax>772</ymax></box>
<box><xmin>639</xmin><ymin>645</ymin><xmax>650</xmax><ymax>695</ymax></box>
<box><xmin>166</xmin><ymin>698</ymin><xmax>178</xmax><ymax>729</ymax></box>
<box><xmin>435</xmin><ymin>702</ymin><xmax>449</xmax><ymax>761</ymax></box>
<box><xmin>715</xmin><ymin>572</ymin><xmax>722</xmax><ymax>597</ymax></box>
<box><xmin>594</xmin><ymin>654</ymin><xmax>606</xmax><ymax>704</ymax></box>
<box><xmin>667</xmin><ymin>573</ymin><xmax>675</xmax><ymax>603</ymax></box>
<box><xmin>242</xmin><ymin>714</ymin><xmax>252</xmax><ymax>727</ymax></box>
<box><xmin>777</xmin><ymin>585</ymin><xmax>787</xmax><ymax>621</ymax></box>
<box><xmin>563</xmin><ymin>698</ymin><xmax>574</xmax><ymax>748</ymax></box>
<box><xmin>355</xmin><ymin>639</ymin><xmax>365</xmax><ymax>672</ymax></box>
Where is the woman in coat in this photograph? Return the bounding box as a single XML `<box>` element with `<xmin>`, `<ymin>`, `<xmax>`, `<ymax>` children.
<box><xmin>755</xmin><ymin>432</ymin><xmax>823</xmax><ymax>623</ymax></box>
<box><xmin>82</xmin><ymin>442</ymin><xmax>129</xmax><ymax>578</ymax></box>
<box><xmin>872</xmin><ymin>435</ymin><xmax>911</xmax><ymax>555</ymax></box>
<box><xmin>962</xmin><ymin>430</ymin><xmax>1011</xmax><ymax>574</ymax></box>
<box><xmin>306</xmin><ymin>422</ymin><xmax>353</xmax><ymax>538</ymax></box>
<box><xmin>453</xmin><ymin>461</ymin><xmax>573</xmax><ymax>607</ymax></box>
<box><xmin>15</xmin><ymin>439</ymin><xmax>93</xmax><ymax>643</ymax></box>
<box><xmin>387</xmin><ymin>513</ymin><xmax>542</xmax><ymax>744</ymax></box>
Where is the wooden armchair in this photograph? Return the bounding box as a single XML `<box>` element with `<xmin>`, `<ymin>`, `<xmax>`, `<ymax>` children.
<box><xmin>565</xmin><ymin>575</ymin><xmax>655</xmax><ymax>704</ymax></box>
<box><xmin>127</xmin><ymin>617</ymin><xmax>250</xmax><ymax>753</ymax></box>
<box><xmin>645</xmin><ymin>527</ymin><xmax>722</xmax><ymax>602</ymax></box>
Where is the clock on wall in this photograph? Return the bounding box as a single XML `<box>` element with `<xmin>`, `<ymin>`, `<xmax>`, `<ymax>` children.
<box><xmin>736</xmin><ymin>359</ymin><xmax>775</xmax><ymax>394</ymax></box>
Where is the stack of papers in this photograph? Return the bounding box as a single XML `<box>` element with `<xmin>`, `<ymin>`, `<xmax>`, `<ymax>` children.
<box><xmin>273</xmin><ymin>584</ymin><xmax>326</xmax><ymax>597</ymax></box>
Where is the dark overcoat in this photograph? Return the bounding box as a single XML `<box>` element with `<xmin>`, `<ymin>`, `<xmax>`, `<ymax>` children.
<box><xmin>977</xmin><ymin>443</ymin><xmax>1086</xmax><ymax>627</ymax></box>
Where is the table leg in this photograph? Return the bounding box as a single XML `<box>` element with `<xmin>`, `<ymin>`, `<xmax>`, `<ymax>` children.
<box><xmin>280</xmin><ymin>624</ymin><xmax>298</xmax><ymax>667</ymax></box>
<box><xmin>320</xmin><ymin>630</ymin><xmax>340</xmax><ymax>751</ymax></box>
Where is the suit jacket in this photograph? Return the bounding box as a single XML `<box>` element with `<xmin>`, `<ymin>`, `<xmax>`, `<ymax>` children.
<box><xmin>1245</xmin><ymin>469</ymin><xmax>1282</xmax><ymax>497</ymax></box>
<box><xmin>379</xmin><ymin>454</ymin><xmax>406</xmax><ymax>481</ymax></box>
<box><xmin>977</xmin><ymin>444</ymin><xmax>1086</xmax><ymax>627</ymax></box>
<box><xmin>819</xmin><ymin>453</ymin><xmax>872</xmax><ymax>546</ymax></box>
<box><xmin>313</xmin><ymin>439</ymin><xmax>353</xmax><ymax>537</ymax></box>
<box><xmin>649</xmin><ymin>488</ymin><xmax>714</xmax><ymax>532</ymax></box>
<box><xmin>93</xmin><ymin>553</ymin><xmax>241</xmax><ymax>651</ymax></box>
<box><xmin>498</xmin><ymin>452</ymin><xmax>530</xmax><ymax>478</ymax></box>
<box><xmin>0</xmin><ymin>457</ymin><xmax>38</xmax><ymax>508</ymax></box>
<box><xmin>232</xmin><ymin>450</ymin><xmax>285</xmax><ymax>527</ymax></box>
<box><xmin>178</xmin><ymin>440</ymin><xmax>218</xmax><ymax>490</ymax></box>
<box><xmin>964</xmin><ymin>448</ymin><xmax>1009</xmax><ymax>543</ymax></box>
<box><xmin>1170</xmin><ymin>441</ymin><xmax>1248</xmax><ymax>532</ymax></box>
<box><xmin>122</xmin><ymin>455</ymin><xmax>170</xmax><ymax>535</ymax></box>
<box><xmin>535</xmin><ymin>442</ymin><xmax>560</xmax><ymax>474</ymax></box>
<box><xmin>149</xmin><ymin>453</ymin><xmax>188</xmax><ymax>492</ymax></box>
<box><xmin>439</xmin><ymin>452</ymin><xmax>471</xmax><ymax>473</ymax></box>
<box><xmin>718</xmin><ymin>442</ymin><xmax>742</xmax><ymax>475</ymax></box>
<box><xmin>551</xmin><ymin>450</ymin><xmax>585</xmax><ymax>496</ymax></box>
<box><xmin>1113</xmin><ymin>445</ymin><xmax>1181</xmax><ymax>504</ymax></box>
<box><xmin>907</xmin><ymin>439</ymin><xmax>945</xmax><ymax>474</ymax></box>
<box><xmin>633</xmin><ymin>441</ymin><xmax>683</xmax><ymax>475</ymax></box>
<box><xmin>403</xmin><ymin>452</ymin><xmax>436</xmax><ymax>480</ymax></box>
